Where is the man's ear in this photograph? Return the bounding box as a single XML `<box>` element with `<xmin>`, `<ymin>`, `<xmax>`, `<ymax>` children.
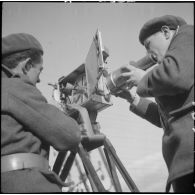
<box><xmin>161</xmin><ymin>25</ymin><xmax>171</xmax><ymax>40</ymax></box>
<box><xmin>21</xmin><ymin>58</ymin><xmax>32</xmax><ymax>74</ymax></box>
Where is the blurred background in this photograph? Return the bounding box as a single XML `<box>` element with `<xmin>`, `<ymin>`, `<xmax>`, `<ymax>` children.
<box><xmin>2</xmin><ymin>2</ymin><xmax>194</xmax><ymax>192</ymax></box>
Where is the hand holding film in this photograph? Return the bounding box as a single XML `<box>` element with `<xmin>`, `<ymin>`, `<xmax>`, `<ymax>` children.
<box><xmin>106</xmin><ymin>65</ymin><xmax>133</xmax><ymax>94</ymax></box>
<box><xmin>106</xmin><ymin>55</ymin><xmax>154</xmax><ymax>95</ymax></box>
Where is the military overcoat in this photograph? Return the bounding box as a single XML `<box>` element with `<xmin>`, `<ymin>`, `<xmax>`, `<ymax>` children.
<box><xmin>130</xmin><ymin>24</ymin><xmax>194</xmax><ymax>190</ymax></box>
<box><xmin>1</xmin><ymin>66</ymin><xmax>81</xmax><ymax>192</ymax></box>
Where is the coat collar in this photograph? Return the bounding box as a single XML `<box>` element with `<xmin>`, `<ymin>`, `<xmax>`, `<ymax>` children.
<box><xmin>2</xmin><ymin>64</ymin><xmax>15</xmax><ymax>78</ymax></box>
<box><xmin>168</xmin><ymin>24</ymin><xmax>188</xmax><ymax>50</ymax></box>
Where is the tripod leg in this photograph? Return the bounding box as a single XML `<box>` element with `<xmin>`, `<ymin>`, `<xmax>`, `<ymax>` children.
<box><xmin>103</xmin><ymin>147</ymin><xmax>122</xmax><ymax>192</ymax></box>
<box><xmin>104</xmin><ymin>138</ymin><xmax>139</xmax><ymax>192</ymax></box>
<box><xmin>78</xmin><ymin>144</ymin><xmax>106</xmax><ymax>192</ymax></box>
<box><xmin>60</xmin><ymin>151</ymin><xmax>76</xmax><ymax>181</ymax></box>
<box><xmin>83</xmin><ymin>163</ymin><xmax>99</xmax><ymax>192</ymax></box>
<box><xmin>53</xmin><ymin>151</ymin><xmax>67</xmax><ymax>175</ymax></box>
<box><xmin>74</xmin><ymin>157</ymin><xmax>91</xmax><ymax>192</ymax></box>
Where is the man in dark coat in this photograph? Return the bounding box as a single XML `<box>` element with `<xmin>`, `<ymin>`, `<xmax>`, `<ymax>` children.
<box><xmin>115</xmin><ymin>15</ymin><xmax>194</xmax><ymax>192</ymax></box>
<box><xmin>1</xmin><ymin>33</ymin><xmax>81</xmax><ymax>192</ymax></box>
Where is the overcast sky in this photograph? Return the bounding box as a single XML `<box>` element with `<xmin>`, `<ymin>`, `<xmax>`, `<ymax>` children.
<box><xmin>2</xmin><ymin>2</ymin><xmax>193</xmax><ymax>192</ymax></box>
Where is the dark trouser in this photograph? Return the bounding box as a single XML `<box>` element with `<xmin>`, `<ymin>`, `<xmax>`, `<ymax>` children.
<box><xmin>172</xmin><ymin>173</ymin><xmax>195</xmax><ymax>193</ymax></box>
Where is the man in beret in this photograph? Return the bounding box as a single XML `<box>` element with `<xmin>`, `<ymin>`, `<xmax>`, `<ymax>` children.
<box><xmin>115</xmin><ymin>15</ymin><xmax>194</xmax><ymax>192</ymax></box>
<box><xmin>1</xmin><ymin>33</ymin><xmax>81</xmax><ymax>192</ymax></box>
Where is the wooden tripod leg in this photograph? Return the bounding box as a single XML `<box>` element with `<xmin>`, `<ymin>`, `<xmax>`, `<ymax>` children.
<box><xmin>104</xmin><ymin>138</ymin><xmax>139</xmax><ymax>192</ymax></box>
<box><xmin>103</xmin><ymin>146</ymin><xmax>122</xmax><ymax>192</ymax></box>
<box><xmin>60</xmin><ymin>151</ymin><xmax>76</xmax><ymax>181</ymax></box>
<box><xmin>78</xmin><ymin>144</ymin><xmax>106</xmax><ymax>192</ymax></box>
<box><xmin>82</xmin><ymin>163</ymin><xmax>98</xmax><ymax>192</ymax></box>
<box><xmin>74</xmin><ymin>157</ymin><xmax>91</xmax><ymax>192</ymax></box>
<box><xmin>53</xmin><ymin>151</ymin><xmax>67</xmax><ymax>175</ymax></box>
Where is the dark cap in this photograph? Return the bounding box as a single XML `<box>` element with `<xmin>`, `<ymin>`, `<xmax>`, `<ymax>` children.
<box><xmin>2</xmin><ymin>33</ymin><xmax>44</xmax><ymax>57</ymax></box>
<box><xmin>139</xmin><ymin>15</ymin><xmax>187</xmax><ymax>45</ymax></box>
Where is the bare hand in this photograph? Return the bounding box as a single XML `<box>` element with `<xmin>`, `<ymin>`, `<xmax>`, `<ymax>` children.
<box><xmin>120</xmin><ymin>64</ymin><xmax>146</xmax><ymax>87</ymax></box>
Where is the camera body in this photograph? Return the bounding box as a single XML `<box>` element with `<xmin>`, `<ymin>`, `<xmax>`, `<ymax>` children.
<box><xmin>58</xmin><ymin>30</ymin><xmax>112</xmax><ymax>113</ymax></box>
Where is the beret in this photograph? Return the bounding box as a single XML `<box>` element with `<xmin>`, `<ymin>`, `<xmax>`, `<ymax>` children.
<box><xmin>2</xmin><ymin>33</ymin><xmax>43</xmax><ymax>57</ymax></box>
<box><xmin>139</xmin><ymin>15</ymin><xmax>187</xmax><ymax>45</ymax></box>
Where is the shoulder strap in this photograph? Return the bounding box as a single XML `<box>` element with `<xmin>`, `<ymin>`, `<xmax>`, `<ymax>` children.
<box><xmin>1</xmin><ymin>64</ymin><xmax>14</xmax><ymax>78</ymax></box>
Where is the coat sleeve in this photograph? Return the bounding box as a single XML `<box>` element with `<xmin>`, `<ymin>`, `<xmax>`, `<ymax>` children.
<box><xmin>137</xmin><ymin>26</ymin><xmax>194</xmax><ymax>97</ymax></box>
<box><xmin>7</xmin><ymin>79</ymin><xmax>81</xmax><ymax>151</ymax></box>
<box><xmin>130</xmin><ymin>97</ymin><xmax>162</xmax><ymax>128</ymax></box>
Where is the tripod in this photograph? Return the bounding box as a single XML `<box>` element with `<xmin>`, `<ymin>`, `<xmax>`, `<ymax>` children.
<box><xmin>52</xmin><ymin>104</ymin><xmax>139</xmax><ymax>192</ymax></box>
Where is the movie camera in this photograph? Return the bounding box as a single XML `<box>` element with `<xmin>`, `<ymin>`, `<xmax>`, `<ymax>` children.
<box><xmin>51</xmin><ymin>30</ymin><xmax>155</xmax><ymax>118</ymax></box>
<box><xmin>49</xmin><ymin>30</ymin><xmax>155</xmax><ymax>192</ymax></box>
